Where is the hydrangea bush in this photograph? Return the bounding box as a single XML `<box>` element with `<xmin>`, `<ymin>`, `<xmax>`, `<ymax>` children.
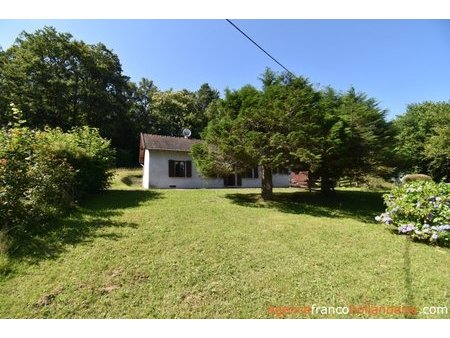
<box><xmin>376</xmin><ymin>181</ymin><xmax>450</xmax><ymax>246</ymax></box>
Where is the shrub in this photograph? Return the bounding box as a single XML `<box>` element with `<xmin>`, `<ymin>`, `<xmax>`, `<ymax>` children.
<box><xmin>376</xmin><ymin>181</ymin><xmax>450</xmax><ymax>246</ymax></box>
<box><xmin>0</xmin><ymin>126</ymin><xmax>75</xmax><ymax>235</ymax></box>
<box><xmin>42</xmin><ymin>126</ymin><xmax>115</xmax><ymax>197</ymax></box>
<box><xmin>0</xmin><ymin>124</ymin><xmax>114</xmax><ymax>250</ymax></box>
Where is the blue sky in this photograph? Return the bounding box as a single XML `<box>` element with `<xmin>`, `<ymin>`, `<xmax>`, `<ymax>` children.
<box><xmin>0</xmin><ymin>19</ymin><xmax>449</xmax><ymax>119</ymax></box>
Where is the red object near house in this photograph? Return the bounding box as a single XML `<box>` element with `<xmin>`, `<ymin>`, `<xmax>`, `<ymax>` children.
<box><xmin>290</xmin><ymin>171</ymin><xmax>309</xmax><ymax>188</ymax></box>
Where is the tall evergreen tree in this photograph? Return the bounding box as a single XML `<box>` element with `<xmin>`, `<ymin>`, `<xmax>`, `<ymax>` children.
<box><xmin>193</xmin><ymin>69</ymin><xmax>392</xmax><ymax>198</ymax></box>
<box><xmin>193</xmin><ymin>70</ymin><xmax>317</xmax><ymax>199</ymax></box>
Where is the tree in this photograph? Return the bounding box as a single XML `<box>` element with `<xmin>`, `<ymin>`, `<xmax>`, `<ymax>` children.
<box><xmin>129</xmin><ymin>77</ymin><xmax>158</xmax><ymax>134</ymax></box>
<box><xmin>0</xmin><ymin>26</ymin><xmax>132</xmax><ymax>162</ymax></box>
<box><xmin>149</xmin><ymin>84</ymin><xmax>219</xmax><ymax>139</ymax></box>
<box><xmin>195</xmin><ymin>83</ymin><xmax>220</xmax><ymax>122</ymax></box>
<box><xmin>150</xmin><ymin>89</ymin><xmax>198</xmax><ymax>137</ymax></box>
<box><xmin>289</xmin><ymin>87</ymin><xmax>350</xmax><ymax>193</ymax></box>
<box><xmin>193</xmin><ymin>69</ymin><xmax>392</xmax><ymax>198</ymax></box>
<box><xmin>424</xmin><ymin>124</ymin><xmax>450</xmax><ymax>181</ymax></box>
<box><xmin>193</xmin><ymin>70</ymin><xmax>317</xmax><ymax>199</ymax></box>
<box><xmin>393</xmin><ymin>101</ymin><xmax>450</xmax><ymax>181</ymax></box>
<box><xmin>0</xmin><ymin>27</ymin><xmax>221</xmax><ymax>167</ymax></box>
<box><xmin>305</xmin><ymin>88</ymin><xmax>392</xmax><ymax>193</ymax></box>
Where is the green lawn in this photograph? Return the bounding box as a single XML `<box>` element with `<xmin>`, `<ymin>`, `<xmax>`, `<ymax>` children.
<box><xmin>0</xmin><ymin>168</ymin><xmax>449</xmax><ymax>318</ymax></box>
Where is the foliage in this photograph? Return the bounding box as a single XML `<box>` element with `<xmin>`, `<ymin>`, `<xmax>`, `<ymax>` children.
<box><xmin>131</xmin><ymin>84</ymin><xmax>219</xmax><ymax>138</ymax></box>
<box><xmin>0</xmin><ymin>26</ymin><xmax>132</xmax><ymax>137</ymax></box>
<box><xmin>191</xmin><ymin>142</ymin><xmax>234</xmax><ymax>178</ymax></box>
<box><xmin>128</xmin><ymin>78</ymin><xmax>158</xmax><ymax>136</ymax></box>
<box><xmin>126</xmin><ymin>81</ymin><xmax>219</xmax><ymax>164</ymax></box>
<box><xmin>393</xmin><ymin>101</ymin><xmax>450</xmax><ymax>181</ymax></box>
<box><xmin>0</xmin><ymin>106</ymin><xmax>114</xmax><ymax>248</ymax></box>
<box><xmin>0</xmin><ymin>124</ymin><xmax>75</xmax><ymax>236</ymax></box>
<box><xmin>194</xmin><ymin>69</ymin><xmax>392</xmax><ymax>198</ymax></box>
<box><xmin>292</xmin><ymin>87</ymin><xmax>393</xmax><ymax>193</ymax></box>
<box><xmin>0</xmin><ymin>26</ymin><xmax>220</xmax><ymax>166</ymax></box>
<box><xmin>42</xmin><ymin>126</ymin><xmax>115</xmax><ymax>197</ymax></box>
<box><xmin>376</xmin><ymin>181</ymin><xmax>450</xmax><ymax>246</ymax></box>
<box><xmin>0</xmin><ymin>26</ymin><xmax>135</xmax><ymax>166</ymax></box>
<box><xmin>424</xmin><ymin>123</ymin><xmax>450</xmax><ymax>181</ymax></box>
<box><xmin>193</xmin><ymin>71</ymin><xmax>321</xmax><ymax>199</ymax></box>
<box><xmin>150</xmin><ymin>89</ymin><xmax>200</xmax><ymax>137</ymax></box>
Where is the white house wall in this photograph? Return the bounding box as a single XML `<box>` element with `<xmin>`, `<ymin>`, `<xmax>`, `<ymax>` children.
<box><xmin>242</xmin><ymin>170</ymin><xmax>290</xmax><ymax>188</ymax></box>
<box><xmin>144</xmin><ymin>149</ymin><xmax>290</xmax><ymax>189</ymax></box>
<box><xmin>273</xmin><ymin>173</ymin><xmax>290</xmax><ymax>187</ymax></box>
<box><xmin>147</xmin><ymin>150</ymin><xmax>223</xmax><ymax>189</ymax></box>
<box><xmin>142</xmin><ymin>149</ymin><xmax>150</xmax><ymax>189</ymax></box>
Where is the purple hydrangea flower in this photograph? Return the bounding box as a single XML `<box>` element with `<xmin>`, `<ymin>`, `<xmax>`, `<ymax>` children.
<box><xmin>436</xmin><ymin>225</ymin><xmax>450</xmax><ymax>232</ymax></box>
<box><xmin>398</xmin><ymin>224</ymin><xmax>416</xmax><ymax>234</ymax></box>
<box><xmin>431</xmin><ymin>233</ymin><xmax>439</xmax><ymax>241</ymax></box>
<box><xmin>406</xmin><ymin>224</ymin><xmax>415</xmax><ymax>232</ymax></box>
<box><xmin>398</xmin><ymin>225</ymin><xmax>407</xmax><ymax>233</ymax></box>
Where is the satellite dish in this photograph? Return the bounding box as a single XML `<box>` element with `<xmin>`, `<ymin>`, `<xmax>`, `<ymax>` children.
<box><xmin>182</xmin><ymin>128</ymin><xmax>192</xmax><ymax>138</ymax></box>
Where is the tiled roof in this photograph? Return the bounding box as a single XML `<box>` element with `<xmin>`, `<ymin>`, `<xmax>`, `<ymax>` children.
<box><xmin>141</xmin><ymin>133</ymin><xmax>202</xmax><ymax>152</ymax></box>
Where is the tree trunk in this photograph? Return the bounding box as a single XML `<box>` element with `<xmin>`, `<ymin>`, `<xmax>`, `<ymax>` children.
<box><xmin>320</xmin><ymin>174</ymin><xmax>335</xmax><ymax>195</ymax></box>
<box><xmin>261</xmin><ymin>166</ymin><xmax>273</xmax><ymax>200</ymax></box>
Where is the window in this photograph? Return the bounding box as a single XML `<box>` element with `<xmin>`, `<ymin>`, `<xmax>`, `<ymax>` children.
<box><xmin>175</xmin><ymin>161</ymin><xmax>185</xmax><ymax>177</ymax></box>
<box><xmin>169</xmin><ymin>160</ymin><xmax>192</xmax><ymax>177</ymax></box>
<box><xmin>243</xmin><ymin>167</ymin><xmax>259</xmax><ymax>179</ymax></box>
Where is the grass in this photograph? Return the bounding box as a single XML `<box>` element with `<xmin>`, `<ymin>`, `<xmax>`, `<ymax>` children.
<box><xmin>0</xmin><ymin>168</ymin><xmax>449</xmax><ymax>318</ymax></box>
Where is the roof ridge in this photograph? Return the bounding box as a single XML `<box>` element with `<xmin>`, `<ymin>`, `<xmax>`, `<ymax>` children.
<box><xmin>141</xmin><ymin>133</ymin><xmax>202</xmax><ymax>152</ymax></box>
<box><xmin>141</xmin><ymin>133</ymin><xmax>200</xmax><ymax>141</ymax></box>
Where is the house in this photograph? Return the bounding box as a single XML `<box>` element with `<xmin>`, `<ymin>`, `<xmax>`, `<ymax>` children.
<box><xmin>139</xmin><ymin>133</ymin><xmax>290</xmax><ymax>189</ymax></box>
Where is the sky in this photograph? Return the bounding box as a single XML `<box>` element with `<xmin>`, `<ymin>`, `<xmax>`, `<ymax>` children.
<box><xmin>0</xmin><ymin>19</ymin><xmax>449</xmax><ymax>120</ymax></box>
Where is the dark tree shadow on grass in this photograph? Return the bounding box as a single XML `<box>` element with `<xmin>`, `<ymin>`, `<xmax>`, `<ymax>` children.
<box><xmin>7</xmin><ymin>190</ymin><xmax>162</xmax><ymax>266</ymax></box>
<box><xmin>225</xmin><ymin>189</ymin><xmax>385</xmax><ymax>223</ymax></box>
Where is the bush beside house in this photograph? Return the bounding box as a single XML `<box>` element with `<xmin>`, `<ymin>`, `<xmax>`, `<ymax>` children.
<box><xmin>0</xmin><ymin>123</ymin><xmax>115</xmax><ymax>257</ymax></box>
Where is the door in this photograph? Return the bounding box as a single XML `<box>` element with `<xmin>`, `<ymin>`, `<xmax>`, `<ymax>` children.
<box><xmin>224</xmin><ymin>173</ymin><xmax>242</xmax><ymax>187</ymax></box>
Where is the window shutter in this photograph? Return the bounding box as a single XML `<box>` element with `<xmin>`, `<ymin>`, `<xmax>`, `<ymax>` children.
<box><xmin>254</xmin><ymin>167</ymin><xmax>259</xmax><ymax>179</ymax></box>
<box><xmin>169</xmin><ymin>160</ymin><xmax>175</xmax><ymax>177</ymax></box>
<box><xmin>186</xmin><ymin>161</ymin><xmax>192</xmax><ymax>177</ymax></box>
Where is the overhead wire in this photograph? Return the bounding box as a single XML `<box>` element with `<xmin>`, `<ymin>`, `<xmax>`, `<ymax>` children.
<box><xmin>225</xmin><ymin>19</ymin><xmax>295</xmax><ymax>77</ymax></box>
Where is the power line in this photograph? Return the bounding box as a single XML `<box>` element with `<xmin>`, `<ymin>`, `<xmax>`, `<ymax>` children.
<box><xmin>226</xmin><ymin>19</ymin><xmax>295</xmax><ymax>77</ymax></box>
